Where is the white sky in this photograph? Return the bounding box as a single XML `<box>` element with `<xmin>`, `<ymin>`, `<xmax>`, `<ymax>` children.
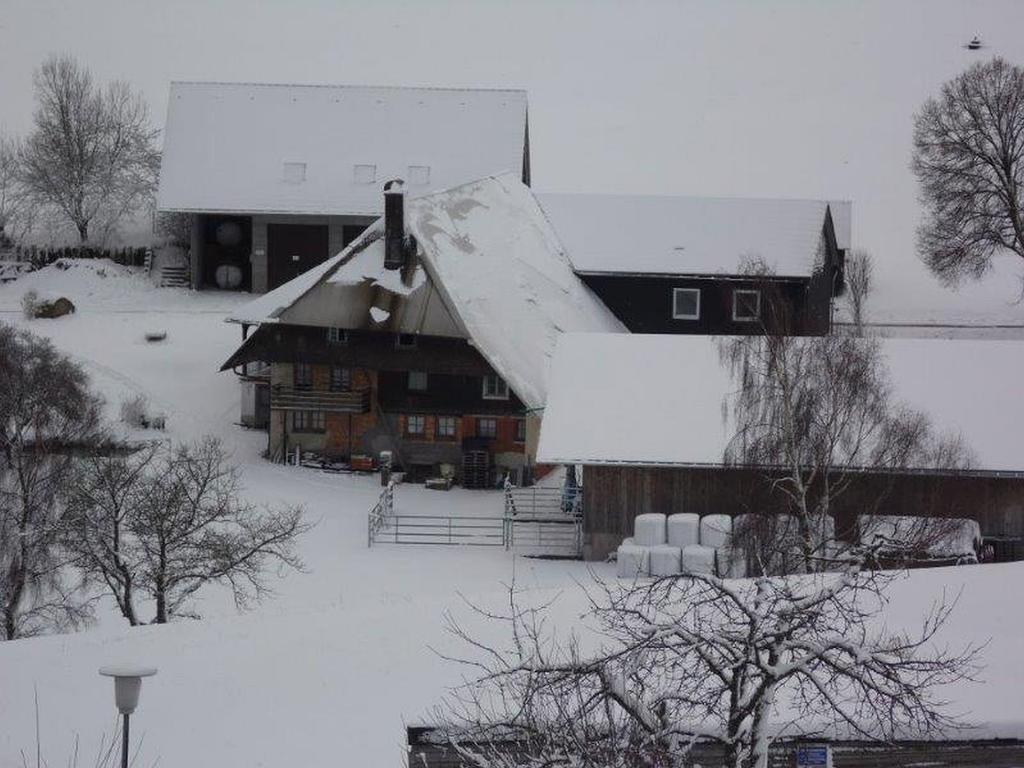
<box><xmin>2</xmin><ymin>0</ymin><xmax>1024</xmax><ymax>322</ymax></box>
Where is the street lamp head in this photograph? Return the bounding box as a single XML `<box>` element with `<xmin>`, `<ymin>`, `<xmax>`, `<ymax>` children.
<box><xmin>99</xmin><ymin>666</ymin><xmax>158</xmax><ymax>715</ymax></box>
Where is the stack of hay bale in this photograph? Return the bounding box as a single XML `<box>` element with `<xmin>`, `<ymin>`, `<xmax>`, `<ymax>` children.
<box><xmin>617</xmin><ymin>513</ymin><xmax>747</xmax><ymax>579</ymax></box>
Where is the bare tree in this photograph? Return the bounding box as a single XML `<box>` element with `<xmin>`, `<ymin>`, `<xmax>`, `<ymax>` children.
<box><xmin>844</xmin><ymin>249</ymin><xmax>873</xmax><ymax>333</ymax></box>
<box><xmin>0</xmin><ymin>133</ymin><xmax>34</xmax><ymax>247</ymax></box>
<box><xmin>719</xmin><ymin>332</ymin><xmax>972</xmax><ymax>575</ymax></box>
<box><xmin>911</xmin><ymin>57</ymin><xmax>1024</xmax><ymax>286</ymax></box>
<box><xmin>63</xmin><ymin>445</ymin><xmax>158</xmax><ymax>625</ymax></box>
<box><xmin>439</xmin><ymin>569</ymin><xmax>978</xmax><ymax>768</ymax></box>
<box><xmin>0</xmin><ymin>324</ymin><xmax>103</xmax><ymax>639</ymax></box>
<box><xmin>18</xmin><ymin>55</ymin><xmax>159</xmax><ymax>245</ymax></box>
<box><xmin>67</xmin><ymin>438</ymin><xmax>310</xmax><ymax>624</ymax></box>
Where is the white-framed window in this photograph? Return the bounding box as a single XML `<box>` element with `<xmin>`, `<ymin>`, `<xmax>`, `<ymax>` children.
<box><xmin>482</xmin><ymin>374</ymin><xmax>509</xmax><ymax>400</ymax></box>
<box><xmin>672</xmin><ymin>287</ymin><xmax>701</xmax><ymax>320</ymax></box>
<box><xmin>353</xmin><ymin>164</ymin><xmax>377</xmax><ymax>184</ymax></box>
<box><xmin>327</xmin><ymin>327</ymin><xmax>349</xmax><ymax>345</ymax></box>
<box><xmin>477</xmin><ymin>417</ymin><xmax>497</xmax><ymax>439</ymax></box>
<box><xmin>436</xmin><ymin>416</ymin><xmax>457</xmax><ymax>439</ymax></box>
<box><xmin>330</xmin><ymin>366</ymin><xmax>351</xmax><ymax>392</ymax></box>
<box><xmin>408</xmin><ymin>371</ymin><xmax>428</xmax><ymax>391</ymax></box>
<box><xmin>732</xmin><ymin>289</ymin><xmax>761</xmax><ymax>322</ymax></box>
<box><xmin>291</xmin><ymin>410</ymin><xmax>324</xmax><ymax>433</ymax></box>
<box><xmin>294</xmin><ymin>363</ymin><xmax>313</xmax><ymax>390</ymax></box>
<box><xmin>515</xmin><ymin>419</ymin><xmax>527</xmax><ymax>443</ymax></box>
<box><xmin>408</xmin><ymin>165</ymin><xmax>431</xmax><ymax>185</ymax></box>
<box><xmin>282</xmin><ymin>162</ymin><xmax>307</xmax><ymax>183</ymax></box>
<box><xmin>395</xmin><ymin>333</ymin><xmax>417</xmax><ymax>350</ymax></box>
<box><xmin>405</xmin><ymin>414</ymin><xmax>426</xmax><ymax>436</ymax></box>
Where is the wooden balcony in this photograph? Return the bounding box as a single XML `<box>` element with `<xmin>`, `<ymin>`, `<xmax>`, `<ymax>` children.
<box><xmin>270</xmin><ymin>386</ymin><xmax>371</xmax><ymax>413</ymax></box>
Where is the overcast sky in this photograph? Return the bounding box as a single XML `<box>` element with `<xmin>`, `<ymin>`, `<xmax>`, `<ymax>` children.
<box><xmin>2</xmin><ymin>0</ymin><xmax>1024</xmax><ymax>321</ymax></box>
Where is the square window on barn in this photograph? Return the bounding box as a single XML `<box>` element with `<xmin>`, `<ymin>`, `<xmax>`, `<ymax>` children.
<box><xmin>436</xmin><ymin>416</ymin><xmax>457</xmax><ymax>439</ymax></box>
<box><xmin>515</xmin><ymin>419</ymin><xmax>527</xmax><ymax>443</ymax></box>
<box><xmin>395</xmin><ymin>333</ymin><xmax>417</xmax><ymax>350</ymax></box>
<box><xmin>408</xmin><ymin>165</ymin><xmax>431</xmax><ymax>185</ymax></box>
<box><xmin>294</xmin><ymin>363</ymin><xmax>313</xmax><ymax>390</ymax></box>
<box><xmin>405</xmin><ymin>414</ymin><xmax>426</xmax><ymax>436</ymax></box>
<box><xmin>733</xmin><ymin>290</ymin><xmax>761</xmax><ymax>322</ymax></box>
<box><xmin>327</xmin><ymin>327</ymin><xmax>349</xmax><ymax>345</ymax></box>
<box><xmin>482</xmin><ymin>374</ymin><xmax>509</xmax><ymax>400</ymax></box>
<box><xmin>408</xmin><ymin>371</ymin><xmax>428</xmax><ymax>391</ymax></box>
<box><xmin>353</xmin><ymin>164</ymin><xmax>377</xmax><ymax>184</ymax></box>
<box><xmin>672</xmin><ymin>288</ymin><xmax>701</xmax><ymax>320</ymax></box>
<box><xmin>282</xmin><ymin>162</ymin><xmax>307</xmax><ymax>183</ymax></box>
<box><xmin>477</xmin><ymin>418</ymin><xmax>497</xmax><ymax>439</ymax></box>
<box><xmin>330</xmin><ymin>366</ymin><xmax>351</xmax><ymax>392</ymax></box>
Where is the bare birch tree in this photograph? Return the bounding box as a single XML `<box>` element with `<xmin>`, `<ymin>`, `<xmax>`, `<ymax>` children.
<box><xmin>0</xmin><ymin>325</ymin><xmax>103</xmax><ymax>639</ymax></box>
<box><xmin>66</xmin><ymin>438</ymin><xmax>310</xmax><ymax>624</ymax></box>
<box><xmin>719</xmin><ymin>332</ymin><xmax>972</xmax><ymax>575</ymax></box>
<box><xmin>18</xmin><ymin>55</ymin><xmax>159</xmax><ymax>244</ymax></box>
<box><xmin>439</xmin><ymin>570</ymin><xmax>978</xmax><ymax>768</ymax></box>
<box><xmin>911</xmin><ymin>57</ymin><xmax>1024</xmax><ymax>286</ymax></box>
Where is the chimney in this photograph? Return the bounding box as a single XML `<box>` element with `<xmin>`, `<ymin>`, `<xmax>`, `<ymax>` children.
<box><xmin>384</xmin><ymin>179</ymin><xmax>406</xmax><ymax>271</ymax></box>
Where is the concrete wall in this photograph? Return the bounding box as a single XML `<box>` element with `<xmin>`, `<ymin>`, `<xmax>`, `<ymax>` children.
<box><xmin>250</xmin><ymin>214</ymin><xmax>375</xmax><ymax>293</ymax></box>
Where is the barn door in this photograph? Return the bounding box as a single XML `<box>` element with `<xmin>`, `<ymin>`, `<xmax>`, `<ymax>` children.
<box><xmin>266</xmin><ymin>224</ymin><xmax>329</xmax><ymax>289</ymax></box>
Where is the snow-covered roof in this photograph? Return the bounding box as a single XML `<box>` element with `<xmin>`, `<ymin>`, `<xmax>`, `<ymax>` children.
<box><xmin>535</xmin><ymin>193</ymin><xmax>849</xmax><ymax>277</ymax></box>
<box><xmin>227</xmin><ymin>174</ymin><xmax>626</xmax><ymax>409</ymax></box>
<box><xmin>157</xmin><ymin>82</ymin><xmax>528</xmax><ymax>215</ymax></box>
<box><xmin>537</xmin><ymin>333</ymin><xmax>1024</xmax><ymax>473</ymax></box>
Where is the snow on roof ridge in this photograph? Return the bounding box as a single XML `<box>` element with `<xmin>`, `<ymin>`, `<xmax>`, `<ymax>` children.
<box><xmin>536</xmin><ymin>190</ymin><xmax>837</xmax><ymax>206</ymax></box>
<box><xmin>170</xmin><ymin>80</ymin><xmax>528</xmax><ymax>96</ymax></box>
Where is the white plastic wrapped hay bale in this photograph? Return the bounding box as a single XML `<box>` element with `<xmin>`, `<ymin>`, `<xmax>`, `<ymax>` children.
<box><xmin>681</xmin><ymin>544</ymin><xmax>716</xmax><ymax>575</ymax></box>
<box><xmin>648</xmin><ymin>545</ymin><xmax>682</xmax><ymax>576</ymax></box>
<box><xmin>716</xmin><ymin>546</ymin><xmax>747</xmax><ymax>579</ymax></box>
<box><xmin>699</xmin><ymin>514</ymin><xmax>733</xmax><ymax>549</ymax></box>
<box><xmin>633</xmin><ymin>513</ymin><xmax>667</xmax><ymax>546</ymax></box>
<box><xmin>617</xmin><ymin>543</ymin><xmax>650</xmax><ymax>579</ymax></box>
<box><xmin>667</xmin><ymin>513</ymin><xmax>700</xmax><ymax>548</ymax></box>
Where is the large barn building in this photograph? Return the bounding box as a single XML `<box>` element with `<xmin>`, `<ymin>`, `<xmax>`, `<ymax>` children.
<box><xmin>157</xmin><ymin>82</ymin><xmax>530</xmax><ymax>292</ymax></box>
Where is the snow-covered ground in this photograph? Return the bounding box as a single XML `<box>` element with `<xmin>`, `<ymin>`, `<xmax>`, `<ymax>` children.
<box><xmin>0</xmin><ymin>264</ymin><xmax>605</xmax><ymax>766</ymax></box>
<box><xmin>0</xmin><ymin>264</ymin><xmax>1022</xmax><ymax>768</ymax></box>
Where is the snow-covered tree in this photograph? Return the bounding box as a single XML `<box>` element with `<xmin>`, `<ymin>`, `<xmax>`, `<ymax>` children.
<box><xmin>65</xmin><ymin>438</ymin><xmax>310</xmax><ymax>624</ymax></box>
<box><xmin>18</xmin><ymin>54</ymin><xmax>159</xmax><ymax>245</ymax></box>
<box><xmin>438</xmin><ymin>569</ymin><xmax>978</xmax><ymax>768</ymax></box>
<box><xmin>912</xmin><ymin>57</ymin><xmax>1024</xmax><ymax>286</ymax></box>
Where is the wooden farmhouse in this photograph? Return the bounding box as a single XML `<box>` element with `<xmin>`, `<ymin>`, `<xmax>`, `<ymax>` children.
<box><xmin>220</xmin><ymin>174</ymin><xmax>623</xmax><ymax>486</ymax></box>
<box><xmin>537</xmin><ymin>333</ymin><xmax>1024</xmax><ymax>561</ymax></box>
<box><xmin>156</xmin><ymin>82</ymin><xmax>530</xmax><ymax>292</ymax></box>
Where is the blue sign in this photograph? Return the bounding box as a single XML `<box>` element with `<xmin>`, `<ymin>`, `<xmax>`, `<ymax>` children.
<box><xmin>795</xmin><ymin>745</ymin><xmax>831</xmax><ymax>768</ymax></box>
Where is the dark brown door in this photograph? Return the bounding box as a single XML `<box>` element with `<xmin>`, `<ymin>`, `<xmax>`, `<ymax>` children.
<box><xmin>266</xmin><ymin>224</ymin><xmax>329</xmax><ymax>289</ymax></box>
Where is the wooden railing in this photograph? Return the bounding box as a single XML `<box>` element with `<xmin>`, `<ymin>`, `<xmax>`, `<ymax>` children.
<box><xmin>270</xmin><ymin>386</ymin><xmax>371</xmax><ymax>413</ymax></box>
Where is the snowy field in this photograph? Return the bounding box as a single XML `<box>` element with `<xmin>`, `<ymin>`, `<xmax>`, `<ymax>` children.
<box><xmin>0</xmin><ymin>262</ymin><xmax>1021</xmax><ymax>767</ymax></box>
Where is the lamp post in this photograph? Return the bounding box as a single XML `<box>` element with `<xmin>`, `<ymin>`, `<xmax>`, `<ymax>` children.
<box><xmin>99</xmin><ymin>666</ymin><xmax>157</xmax><ymax>768</ymax></box>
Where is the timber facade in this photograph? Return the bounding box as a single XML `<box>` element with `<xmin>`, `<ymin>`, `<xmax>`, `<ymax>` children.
<box><xmin>224</xmin><ymin>326</ymin><xmax>536</xmax><ymax>486</ymax></box>
<box><xmin>580</xmin><ymin>464</ymin><xmax>1024</xmax><ymax>561</ymax></box>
